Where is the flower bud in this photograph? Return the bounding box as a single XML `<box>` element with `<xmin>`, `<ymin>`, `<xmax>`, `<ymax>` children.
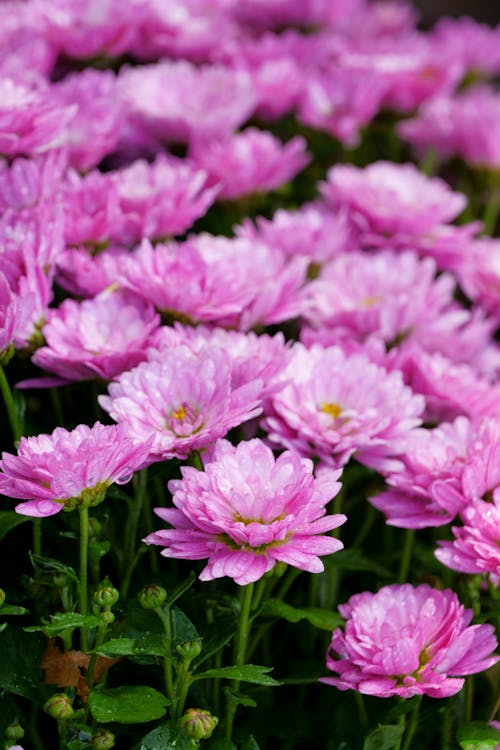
<box><xmin>92</xmin><ymin>729</ymin><xmax>115</xmax><ymax>750</ymax></box>
<box><xmin>176</xmin><ymin>640</ymin><xmax>202</xmax><ymax>661</ymax></box>
<box><xmin>0</xmin><ymin>589</ymin><xmax>5</xmax><ymax>608</ymax></box>
<box><xmin>180</xmin><ymin>708</ymin><xmax>218</xmax><ymax>740</ymax></box>
<box><xmin>99</xmin><ymin>610</ymin><xmax>115</xmax><ymax>625</ymax></box>
<box><xmin>93</xmin><ymin>586</ymin><xmax>119</xmax><ymax>609</ymax></box>
<box><xmin>138</xmin><ymin>584</ymin><xmax>167</xmax><ymax>610</ymax></box>
<box><xmin>5</xmin><ymin>725</ymin><xmax>24</xmax><ymax>741</ymax></box>
<box><xmin>43</xmin><ymin>693</ymin><xmax>74</xmax><ymax>720</ymax></box>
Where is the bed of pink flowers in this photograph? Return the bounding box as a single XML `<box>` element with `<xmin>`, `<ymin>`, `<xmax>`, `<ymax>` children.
<box><xmin>1</xmin><ymin>0</ymin><xmax>500</xmax><ymax>748</ymax></box>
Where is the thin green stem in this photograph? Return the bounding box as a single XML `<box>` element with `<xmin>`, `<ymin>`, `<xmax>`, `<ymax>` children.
<box><xmin>120</xmin><ymin>469</ymin><xmax>148</xmax><ymax>598</ymax></box>
<box><xmin>79</xmin><ymin>506</ymin><xmax>90</xmax><ymax>651</ymax></box>
<box><xmin>401</xmin><ymin>695</ymin><xmax>421</xmax><ymax>750</ymax></box>
<box><xmin>355</xmin><ymin>692</ymin><xmax>368</xmax><ymax>732</ymax></box>
<box><xmin>155</xmin><ymin>606</ymin><xmax>175</xmax><ymax>702</ymax></box>
<box><xmin>225</xmin><ymin>582</ymin><xmax>255</xmax><ymax>741</ymax></box>
<box><xmin>143</xmin><ymin>480</ymin><xmax>159</xmax><ymax>575</ymax></box>
<box><xmin>0</xmin><ymin>363</ymin><xmax>22</xmax><ymax>442</ymax></box>
<box><xmin>398</xmin><ymin>529</ymin><xmax>415</xmax><ymax>583</ymax></box>
<box><xmin>441</xmin><ymin>703</ymin><xmax>453</xmax><ymax>750</ymax></box>
<box><xmin>464</xmin><ymin>676</ymin><xmax>474</xmax><ymax>723</ymax></box>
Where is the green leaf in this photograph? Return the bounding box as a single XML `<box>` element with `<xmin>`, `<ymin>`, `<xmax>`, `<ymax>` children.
<box><xmin>25</xmin><ymin>612</ymin><xmax>102</xmax><ymax>637</ymax></box>
<box><xmin>88</xmin><ymin>686</ymin><xmax>170</xmax><ymax>724</ymax></box>
<box><xmin>0</xmin><ymin>511</ymin><xmax>30</xmax><ymax>542</ymax></box>
<box><xmin>193</xmin><ymin>664</ymin><xmax>281</xmax><ymax>686</ymax></box>
<box><xmin>385</xmin><ymin>695</ymin><xmax>421</xmax><ymax>722</ymax></box>
<box><xmin>328</xmin><ymin>549</ymin><xmax>391</xmax><ymax>578</ymax></box>
<box><xmin>65</xmin><ymin>725</ymin><xmax>93</xmax><ymax>750</ymax></box>
<box><xmin>240</xmin><ymin>736</ymin><xmax>260</xmax><ymax>750</ymax></box>
<box><xmin>222</xmin><ymin>686</ymin><xmax>257</xmax><ymax>708</ymax></box>
<box><xmin>206</xmin><ymin>740</ymin><xmax>237</xmax><ymax>750</ymax></box>
<box><xmin>30</xmin><ymin>553</ymin><xmax>79</xmax><ymax>583</ymax></box>
<box><xmin>0</xmin><ymin>627</ymin><xmax>46</xmax><ymax>701</ymax></box>
<box><xmin>172</xmin><ymin>606</ymin><xmax>200</xmax><ymax>645</ymax></box>
<box><xmin>0</xmin><ymin>604</ymin><xmax>28</xmax><ymax>616</ymax></box>
<box><xmin>165</xmin><ymin>572</ymin><xmax>196</xmax><ymax>608</ymax></box>
<box><xmin>133</xmin><ymin>722</ymin><xmax>193</xmax><ymax>750</ymax></box>
<box><xmin>457</xmin><ymin>721</ymin><xmax>500</xmax><ymax>750</ymax></box>
<box><xmin>92</xmin><ymin>634</ymin><xmax>166</xmax><ymax>658</ymax></box>
<box><xmin>363</xmin><ymin>725</ymin><xmax>405</xmax><ymax>750</ymax></box>
<box><xmin>261</xmin><ymin>599</ymin><xmax>343</xmax><ymax>631</ymax></box>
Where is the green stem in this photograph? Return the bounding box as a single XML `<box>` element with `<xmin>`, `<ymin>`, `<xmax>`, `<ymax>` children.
<box><xmin>0</xmin><ymin>363</ymin><xmax>22</xmax><ymax>441</ymax></box>
<box><xmin>483</xmin><ymin>185</ymin><xmax>500</xmax><ymax>236</ymax></box>
<box><xmin>120</xmin><ymin>469</ymin><xmax>148</xmax><ymax>598</ymax></box>
<box><xmin>398</xmin><ymin>529</ymin><xmax>415</xmax><ymax>583</ymax></box>
<box><xmin>155</xmin><ymin>606</ymin><xmax>175</xmax><ymax>702</ymax></box>
<box><xmin>441</xmin><ymin>702</ymin><xmax>453</xmax><ymax>750</ymax></box>
<box><xmin>401</xmin><ymin>695</ymin><xmax>421</xmax><ymax>750</ymax></box>
<box><xmin>79</xmin><ymin>506</ymin><xmax>89</xmax><ymax>651</ymax></box>
<box><xmin>464</xmin><ymin>676</ymin><xmax>474</xmax><ymax>723</ymax></box>
<box><xmin>225</xmin><ymin>582</ymin><xmax>255</xmax><ymax>741</ymax></box>
<box><xmin>355</xmin><ymin>692</ymin><xmax>368</xmax><ymax>732</ymax></box>
<box><xmin>143</xmin><ymin>480</ymin><xmax>159</xmax><ymax>576</ymax></box>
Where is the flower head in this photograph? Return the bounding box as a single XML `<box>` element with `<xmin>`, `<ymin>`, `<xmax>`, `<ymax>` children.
<box><xmin>322</xmin><ymin>584</ymin><xmax>499</xmax><ymax>698</ymax></box>
<box><xmin>0</xmin><ymin>422</ymin><xmax>152</xmax><ymax>517</ymax></box>
<box><xmin>144</xmin><ymin>438</ymin><xmax>346</xmax><ymax>585</ymax></box>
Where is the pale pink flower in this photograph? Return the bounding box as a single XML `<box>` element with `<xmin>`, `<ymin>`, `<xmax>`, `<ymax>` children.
<box><xmin>430</xmin><ymin>17</ymin><xmax>500</xmax><ymax>79</ymax></box>
<box><xmin>264</xmin><ymin>343</ymin><xmax>424</xmax><ymax>472</ymax></box>
<box><xmin>118</xmin><ymin>61</ymin><xmax>256</xmax><ymax>146</ymax></box>
<box><xmin>52</xmin><ymin>69</ymin><xmax>122</xmax><ymax>172</ymax></box>
<box><xmin>0</xmin><ymin>151</ymin><xmax>66</xmax><ymax>213</ymax></box>
<box><xmin>188</xmin><ymin>129</ymin><xmax>309</xmax><ymax>200</ymax></box>
<box><xmin>321</xmin><ymin>161</ymin><xmax>466</xmax><ymax>239</ymax></box>
<box><xmin>0</xmin><ymin>272</ymin><xmax>20</xmax><ymax>357</ymax></box>
<box><xmin>29</xmin><ymin>289</ymin><xmax>160</xmax><ymax>384</ymax></box>
<box><xmin>38</xmin><ymin>0</ymin><xmax>137</xmax><ymax>59</ymax></box>
<box><xmin>297</xmin><ymin>65</ymin><xmax>386</xmax><ymax>148</ymax></box>
<box><xmin>435</xmin><ymin>501</ymin><xmax>500</xmax><ymax>585</ymax></box>
<box><xmin>98</xmin><ymin>345</ymin><xmax>262</xmax><ymax>462</ymax></box>
<box><xmin>322</xmin><ymin>584</ymin><xmax>499</xmax><ymax>698</ymax></box>
<box><xmin>149</xmin><ymin>324</ymin><xmax>291</xmax><ymax>401</ymax></box>
<box><xmin>455</xmin><ymin>238</ymin><xmax>500</xmax><ymax>324</ymax></box>
<box><xmin>236</xmin><ymin>204</ymin><xmax>351</xmax><ymax>264</ymax></box>
<box><xmin>0</xmin><ymin>78</ymin><xmax>76</xmax><ymax>158</ymax></box>
<box><xmin>55</xmin><ymin>245</ymin><xmax>128</xmax><ymax>298</ymax></box>
<box><xmin>0</xmin><ymin>422</ymin><xmax>152</xmax><ymax>517</ymax></box>
<box><xmin>144</xmin><ymin>438</ymin><xmax>346</xmax><ymax>585</ymax></box>
<box><xmin>61</xmin><ymin>169</ymin><xmax>119</xmax><ymax>248</ymax></box>
<box><xmin>0</xmin><ymin>1</ymin><xmax>56</xmax><ymax>80</ymax></box>
<box><xmin>369</xmin><ymin>418</ymin><xmax>472</xmax><ymax>529</ymax></box>
<box><xmin>302</xmin><ymin>250</ymin><xmax>468</xmax><ymax>351</ymax></box>
<box><xmin>110</xmin><ymin>156</ymin><xmax>218</xmax><ymax>244</ymax></box>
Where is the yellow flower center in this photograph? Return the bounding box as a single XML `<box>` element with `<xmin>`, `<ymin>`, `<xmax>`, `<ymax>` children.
<box><xmin>321</xmin><ymin>402</ymin><xmax>342</xmax><ymax>419</ymax></box>
<box><xmin>172</xmin><ymin>406</ymin><xmax>187</xmax><ymax>421</ymax></box>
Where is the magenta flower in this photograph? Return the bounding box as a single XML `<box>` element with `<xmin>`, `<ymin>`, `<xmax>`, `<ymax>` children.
<box><xmin>430</xmin><ymin>16</ymin><xmax>500</xmax><ymax>79</ymax></box>
<box><xmin>264</xmin><ymin>343</ymin><xmax>424</xmax><ymax>472</ymax></box>
<box><xmin>189</xmin><ymin>129</ymin><xmax>310</xmax><ymax>200</ymax></box>
<box><xmin>321</xmin><ymin>161</ymin><xmax>466</xmax><ymax>240</ymax></box>
<box><xmin>0</xmin><ymin>422</ymin><xmax>152</xmax><ymax>517</ymax></box>
<box><xmin>98</xmin><ymin>345</ymin><xmax>262</xmax><ymax>462</ymax></box>
<box><xmin>435</xmin><ymin>500</ymin><xmax>500</xmax><ymax>584</ymax></box>
<box><xmin>0</xmin><ymin>78</ymin><xmax>76</xmax><ymax>158</ymax></box>
<box><xmin>0</xmin><ymin>151</ymin><xmax>66</xmax><ymax>213</ymax></box>
<box><xmin>144</xmin><ymin>438</ymin><xmax>346</xmax><ymax>585</ymax></box>
<box><xmin>455</xmin><ymin>238</ymin><xmax>500</xmax><ymax>324</ymax></box>
<box><xmin>29</xmin><ymin>289</ymin><xmax>160</xmax><ymax>385</ymax></box>
<box><xmin>322</xmin><ymin>584</ymin><xmax>499</xmax><ymax>698</ymax></box>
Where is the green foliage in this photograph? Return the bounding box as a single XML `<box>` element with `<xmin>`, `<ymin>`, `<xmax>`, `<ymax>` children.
<box><xmin>88</xmin><ymin>686</ymin><xmax>171</xmax><ymax>723</ymax></box>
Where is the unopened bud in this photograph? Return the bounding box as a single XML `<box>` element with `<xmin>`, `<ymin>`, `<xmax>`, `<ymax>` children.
<box><xmin>43</xmin><ymin>693</ymin><xmax>74</xmax><ymax>720</ymax></box>
<box><xmin>92</xmin><ymin>729</ymin><xmax>115</xmax><ymax>750</ymax></box>
<box><xmin>93</xmin><ymin>586</ymin><xmax>119</xmax><ymax>609</ymax></box>
<box><xmin>99</xmin><ymin>610</ymin><xmax>115</xmax><ymax>625</ymax></box>
<box><xmin>5</xmin><ymin>724</ymin><xmax>24</xmax><ymax>741</ymax></box>
<box><xmin>176</xmin><ymin>640</ymin><xmax>202</xmax><ymax>661</ymax></box>
<box><xmin>138</xmin><ymin>584</ymin><xmax>167</xmax><ymax>610</ymax></box>
<box><xmin>180</xmin><ymin>708</ymin><xmax>218</xmax><ymax>740</ymax></box>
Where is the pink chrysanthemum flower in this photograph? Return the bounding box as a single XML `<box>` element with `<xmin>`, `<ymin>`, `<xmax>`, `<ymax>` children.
<box><xmin>369</xmin><ymin>418</ymin><xmax>471</xmax><ymax>529</ymax></box>
<box><xmin>455</xmin><ymin>238</ymin><xmax>500</xmax><ymax>324</ymax></box>
<box><xmin>118</xmin><ymin>61</ymin><xmax>256</xmax><ymax>146</ymax></box>
<box><xmin>435</xmin><ymin>501</ymin><xmax>500</xmax><ymax>585</ymax></box>
<box><xmin>189</xmin><ymin>128</ymin><xmax>309</xmax><ymax>200</ymax></box>
<box><xmin>236</xmin><ymin>203</ymin><xmax>351</xmax><ymax>265</ymax></box>
<box><xmin>430</xmin><ymin>16</ymin><xmax>500</xmax><ymax>79</ymax></box>
<box><xmin>302</xmin><ymin>250</ymin><xmax>467</xmax><ymax>351</ymax></box>
<box><xmin>264</xmin><ymin>343</ymin><xmax>424</xmax><ymax>472</ymax></box>
<box><xmin>144</xmin><ymin>438</ymin><xmax>346</xmax><ymax>585</ymax></box>
<box><xmin>28</xmin><ymin>289</ymin><xmax>160</xmax><ymax>385</ymax></box>
<box><xmin>321</xmin><ymin>584</ymin><xmax>499</xmax><ymax>698</ymax></box>
<box><xmin>98</xmin><ymin>345</ymin><xmax>262</xmax><ymax>462</ymax></box>
<box><xmin>0</xmin><ymin>78</ymin><xmax>76</xmax><ymax>158</ymax></box>
<box><xmin>0</xmin><ymin>1</ymin><xmax>56</xmax><ymax>80</ymax></box>
<box><xmin>61</xmin><ymin>169</ymin><xmax>120</xmax><ymax>248</ymax></box>
<box><xmin>0</xmin><ymin>151</ymin><xmax>66</xmax><ymax>213</ymax></box>
<box><xmin>110</xmin><ymin>156</ymin><xmax>218</xmax><ymax>244</ymax></box>
<box><xmin>0</xmin><ymin>422</ymin><xmax>152</xmax><ymax>517</ymax></box>
<box><xmin>150</xmin><ymin>324</ymin><xmax>291</xmax><ymax>401</ymax></box>
<box><xmin>321</xmin><ymin>161</ymin><xmax>466</xmax><ymax>240</ymax></box>
<box><xmin>0</xmin><ymin>271</ymin><xmax>20</xmax><ymax>358</ymax></box>
<box><xmin>52</xmin><ymin>69</ymin><xmax>122</xmax><ymax>172</ymax></box>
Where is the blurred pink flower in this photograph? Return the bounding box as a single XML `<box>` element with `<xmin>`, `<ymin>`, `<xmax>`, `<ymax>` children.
<box><xmin>0</xmin><ymin>151</ymin><xmax>66</xmax><ymax>213</ymax></box>
<box><xmin>99</xmin><ymin>345</ymin><xmax>262</xmax><ymax>462</ymax></box>
<box><xmin>144</xmin><ymin>438</ymin><xmax>346</xmax><ymax>585</ymax></box>
<box><xmin>322</xmin><ymin>584</ymin><xmax>499</xmax><ymax>698</ymax></box>
<box><xmin>0</xmin><ymin>1</ymin><xmax>56</xmax><ymax>79</ymax></box>
<box><xmin>189</xmin><ymin>128</ymin><xmax>309</xmax><ymax>200</ymax></box>
<box><xmin>0</xmin><ymin>78</ymin><xmax>76</xmax><ymax>158</ymax></box>
<box><xmin>455</xmin><ymin>238</ymin><xmax>500</xmax><ymax>324</ymax></box>
<box><xmin>29</xmin><ymin>289</ymin><xmax>160</xmax><ymax>384</ymax></box>
<box><xmin>61</xmin><ymin>169</ymin><xmax>120</xmax><ymax>248</ymax></box>
<box><xmin>321</xmin><ymin>161</ymin><xmax>466</xmax><ymax>239</ymax></box>
<box><xmin>264</xmin><ymin>343</ymin><xmax>423</xmax><ymax>472</ymax></box>
<box><xmin>430</xmin><ymin>17</ymin><xmax>500</xmax><ymax>79</ymax></box>
<box><xmin>0</xmin><ymin>422</ymin><xmax>152</xmax><ymax>517</ymax></box>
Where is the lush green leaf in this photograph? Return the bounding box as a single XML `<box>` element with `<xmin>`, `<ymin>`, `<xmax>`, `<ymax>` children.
<box><xmin>0</xmin><ymin>604</ymin><xmax>28</xmax><ymax>616</ymax></box>
<box><xmin>88</xmin><ymin>686</ymin><xmax>170</xmax><ymax>724</ymax></box>
<box><xmin>92</xmin><ymin>634</ymin><xmax>166</xmax><ymax>658</ymax></box>
<box><xmin>193</xmin><ymin>664</ymin><xmax>281</xmax><ymax>686</ymax></box>
<box><xmin>385</xmin><ymin>695</ymin><xmax>421</xmax><ymax>721</ymax></box>
<box><xmin>261</xmin><ymin>599</ymin><xmax>343</xmax><ymax>631</ymax></box>
<box><xmin>30</xmin><ymin>553</ymin><xmax>79</xmax><ymax>583</ymax></box>
<box><xmin>363</xmin><ymin>725</ymin><xmax>405</xmax><ymax>750</ymax></box>
<box><xmin>240</xmin><ymin>735</ymin><xmax>260</xmax><ymax>750</ymax></box>
<box><xmin>0</xmin><ymin>627</ymin><xmax>47</xmax><ymax>701</ymax></box>
<box><xmin>457</xmin><ymin>721</ymin><xmax>500</xmax><ymax>750</ymax></box>
<box><xmin>133</xmin><ymin>722</ymin><xmax>193</xmax><ymax>750</ymax></box>
<box><xmin>171</xmin><ymin>606</ymin><xmax>200</xmax><ymax>645</ymax></box>
<box><xmin>25</xmin><ymin>612</ymin><xmax>102</xmax><ymax>637</ymax></box>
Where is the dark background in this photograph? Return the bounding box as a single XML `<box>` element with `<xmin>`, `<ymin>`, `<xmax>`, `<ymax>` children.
<box><xmin>412</xmin><ymin>0</ymin><xmax>500</xmax><ymax>26</ymax></box>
